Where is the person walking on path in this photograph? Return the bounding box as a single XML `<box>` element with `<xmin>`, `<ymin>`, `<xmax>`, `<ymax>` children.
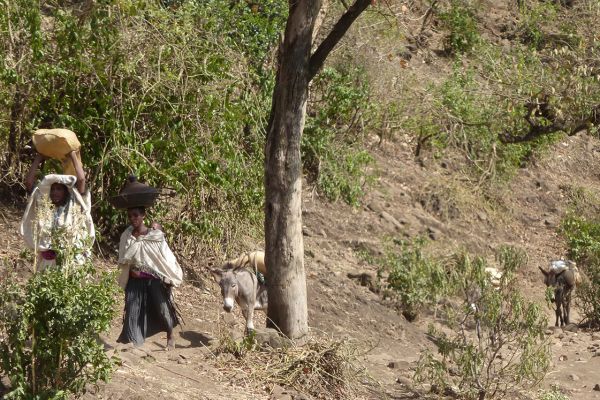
<box><xmin>116</xmin><ymin>205</ymin><xmax>183</xmax><ymax>350</ymax></box>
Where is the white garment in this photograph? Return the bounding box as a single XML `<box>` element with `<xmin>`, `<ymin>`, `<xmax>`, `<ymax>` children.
<box><xmin>20</xmin><ymin>174</ymin><xmax>95</xmax><ymax>267</ymax></box>
<box><xmin>117</xmin><ymin>226</ymin><xmax>183</xmax><ymax>289</ymax></box>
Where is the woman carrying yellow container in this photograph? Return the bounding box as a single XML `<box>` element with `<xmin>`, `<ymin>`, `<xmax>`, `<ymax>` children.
<box><xmin>20</xmin><ymin>128</ymin><xmax>94</xmax><ymax>270</ymax></box>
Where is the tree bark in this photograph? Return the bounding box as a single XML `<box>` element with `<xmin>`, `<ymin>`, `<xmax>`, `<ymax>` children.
<box><xmin>265</xmin><ymin>0</ymin><xmax>371</xmax><ymax>340</ymax></box>
<box><xmin>264</xmin><ymin>0</ymin><xmax>322</xmax><ymax>339</ymax></box>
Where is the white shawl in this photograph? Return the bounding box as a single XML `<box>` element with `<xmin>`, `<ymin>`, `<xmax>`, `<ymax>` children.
<box><xmin>117</xmin><ymin>226</ymin><xmax>183</xmax><ymax>289</ymax></box>
<box><xmin>20</xmin><ymin>174</ymin><xmax>95</xmax><ymax>253</ymax></box>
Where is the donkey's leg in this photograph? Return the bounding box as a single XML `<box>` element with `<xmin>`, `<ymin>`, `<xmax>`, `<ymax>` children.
<box><xmin>564</xmin><ymin>292</ymin><xmax>571</xmax><ymax>325</ymax></box>
<box><xmin>246</xmin><ymin>305</ymin><xmax>255</xmax><ymax>333</ymax></box>
<box><xmin>241</xmin><ymin>304</ymin><xmax>255</xmax><ymax>334</ymax></box>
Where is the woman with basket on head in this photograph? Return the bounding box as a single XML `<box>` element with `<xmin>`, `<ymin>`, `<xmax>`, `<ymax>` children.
<box><xmin>111</xmin><ymin>176</ymin><xmax>183</xmax><ymax>350</ymax></box>
<box><xmin>20</xmin><ymin>129</ymin><xmax>94</xmax><ymax>270</ymax></box>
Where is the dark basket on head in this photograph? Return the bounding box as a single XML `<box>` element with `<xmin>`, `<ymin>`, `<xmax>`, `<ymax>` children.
<box><xmin>110</xmin><ymin>176</ymin><xmax>160</xmax><ymax>209</ymax></box>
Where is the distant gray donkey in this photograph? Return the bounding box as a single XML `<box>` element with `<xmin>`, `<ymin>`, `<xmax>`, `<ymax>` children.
<box><xmin>211</xmin><ymin>251</ymin><xmax>268</xmax><ymax>333</ymax></box>
<box><xmin>539</xmin><ymin>260</ymin><xmax>581</xmax><ymax>327</ymax></box>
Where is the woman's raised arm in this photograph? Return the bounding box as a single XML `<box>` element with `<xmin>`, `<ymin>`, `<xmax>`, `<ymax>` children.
<box><xmin>68</xmin><ymin>150</ymin><xmax>86</xmax><ymax>194</ymax></box>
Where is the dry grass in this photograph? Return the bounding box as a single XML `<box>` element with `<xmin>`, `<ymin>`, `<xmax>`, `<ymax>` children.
<box><xmin>214</xmin><ymin>329</ymin><xmax>377</xmax><ymax>400</ymax></box>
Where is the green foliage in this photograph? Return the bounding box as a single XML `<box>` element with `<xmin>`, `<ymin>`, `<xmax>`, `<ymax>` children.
<box><xmin>415</xmin><ymin>248</ymin><xmax>550</xmax><ymax>400</ymax></box>
<box><xmin>400</xmin><ymin>3</ymin><xmax>600</xmax><ymax>185</ymax></box>
<box><xmin>0</xmin><ymin>264</ymin><xmax>118</xmax><ymax>398</ymax></box>
<box><xmin>303</xmin><ymin>66</ymin><xmax>375</xmax><ymax>206</ymax></box>
<box><xmin>0</xmin><ymin>0</ymin><xmax>377</xmax><ymax>257</ymax></box>
<box><xmin>518</xmin><ymin>2</ymin><xmax>558</xmax><ymax>49</ymax></box>
<box><xmin>438</xmin><ymin>0</ymin><xmax>480</xmax><ymax>54</ymax></box>
<box><xmin>370</xmin><ymin>237</ymin><xmax>453</xmax><ymax>321</ymax></box>
<box><xmin>0</xmin><ymin>0</ymin><xmax>283</xmax><ymax>254</ymax></box>
<box><xmin>216</xmin><ymin>330</ymin><xmax>258</xmax><ymax>358</ymax></box>
<box><xmin>561</xmin><ymin>209</ymin><xmax>600</xmax><ymax>327</ymax></box>
<box><xmin>538</xmin><ymin>386</ymin><xmax>570</xmax><ymax>400</ymax></box>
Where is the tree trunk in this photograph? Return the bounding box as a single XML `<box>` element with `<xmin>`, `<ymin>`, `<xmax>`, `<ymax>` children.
<box><xmin>264</xmin><ymin>0</ymin><xmax>322</xmax><ymax>340</ymax></box>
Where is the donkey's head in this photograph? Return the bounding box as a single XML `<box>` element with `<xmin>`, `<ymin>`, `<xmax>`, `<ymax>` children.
<box><xmin>211</xmin><ymin>268</ymin><xmax>239</xmax><ymax>312</ymax></box>
<box><xmin>539</xmin><ymin>266</ymin><xmax>565</xmax><ymax>287</ymax></box>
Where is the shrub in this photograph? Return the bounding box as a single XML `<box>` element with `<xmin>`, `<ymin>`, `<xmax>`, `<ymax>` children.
<box><xmin>438</xmin><ymin>0</ymin><xmax>480</xmax><ymax>54</ymax></box>
<box><xmin>0</xmin><ymin>0</ymin><xmax>280</xmax><ymax>254</ymax></box>
<box><xmin>0</xmin><ymin>209</ymin><xmax>119</xmax><ymax>398</ymax></box>
<box><xmin>518</xmin><ymin>2</ymin><xmax>558</xmax><ymax>49</ymax></box>
<box><xmin>0</xmin><ymin>0</ymin><xmax>377</xmax><ymax>259</ymax></box>
<box><xmin>538</xmin><ymin>386</ymin><xmax>570</xmax><ymax>400</ymax></box>
<box><xmin>0</xmin><ymin>264</ymin><xmax>118</xmax><ymax>399</ymax></box>
<box><xmin>561</xmin><ymin>214</ymin><xmax>600</xmax><ymax>327</ymax></box>
<box><xmin>303</xmin><ymin>66</ymin><xmax>376</xmax><ymax>205</ymax></box>
<box><xmin>371</xmin><ymin>238</ymin><xmax>453</xmax><ymax>321</ymax></box>
<box><xmin>415</xmin><ymin>249</ymin><xmax>551</xmax><ymax>400</ymax></box>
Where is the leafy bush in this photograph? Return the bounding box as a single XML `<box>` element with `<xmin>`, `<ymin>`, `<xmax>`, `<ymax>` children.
<box><xmin>438</xmin><ymin>0</ymin><xmax>480</xmax><ymax>54</ymax></box>
<box><xmin>561</xmin><ymin>214</ymin><xmax>600</xmax><ymax>327</ymax></box>
<box><xmin>370</xmin><ymin>238</ymin><xmax>453</xmax><ymax>321</ymax></box>
<box><xmin>0</xmin><ymin>264</ymin><xmax>118</xmax><ymax>399</ymax></box>
<box><xmin>415</xmin><ymin>249</ymin><xmax>550</xmax><ymax>400</ymax></box>
<box><xmin>0</xmin><ymin>0</ymin><xmax>283</xmax><ymax>253</ymax></box>
<box><xmin>0</xmin><ymin>0</ymin><xmax>378</xmax><ymax>258</ymax></box>
<box><xmin>398</xmin><ymin>1</ymin><xmax>600</xmax><ymax>186</ymax></box>
<box><xmin>0</xmin><ymin>203</ymin><xmax>119</xmax><ymax>398</ymax></box>
<box><xmin>518</xmin><ymin>2</ymin><xmax>558</xmax><ymax>49</ymax></box>
<box><xmin>303</xmin><ymin>66</ymin><xmax>375</xmax><ymax>205</ymax></box>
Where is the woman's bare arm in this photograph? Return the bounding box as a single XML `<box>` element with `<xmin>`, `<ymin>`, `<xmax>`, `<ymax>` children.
<box><xmin>25</xmin><ymin>153</ymin><xmax>45</xmax><ymax>192</ymax></box>
<box><xmin>68</xmin><ymin>150</ymin><xmax>86</xmax><ymax>194</ymax></box>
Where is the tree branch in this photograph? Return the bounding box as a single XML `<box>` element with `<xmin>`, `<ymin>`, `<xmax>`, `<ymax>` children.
<box><xmin>499</xmin><ymin>103</ymin><xmax>600</xmax><ymax>144</ymax></box>
<box><xmin>308</xmin><ymin>0</ymin><xmax>371</xmax><ymax>80</ymax></box>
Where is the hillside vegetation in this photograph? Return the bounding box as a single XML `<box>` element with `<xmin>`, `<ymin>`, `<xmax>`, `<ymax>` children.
<box><xmin>2</xmin><ymin>0</ymin><xmax>600</xmax><ymax>399</ymax></box>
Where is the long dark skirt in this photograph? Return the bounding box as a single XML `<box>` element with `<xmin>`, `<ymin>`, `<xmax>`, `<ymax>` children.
<box><xmin>117</xmin><ymin>277</ymin><xmax>179</xmax><ymax>346</ymax></box>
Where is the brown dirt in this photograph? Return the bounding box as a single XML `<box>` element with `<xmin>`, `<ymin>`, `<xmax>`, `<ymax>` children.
<box><xmin>3</xmin><ymin>133</ymin><xmax>600</xmax><ymax>399</ymax></box>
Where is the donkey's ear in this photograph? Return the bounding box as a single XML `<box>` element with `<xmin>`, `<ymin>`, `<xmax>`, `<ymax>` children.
<box><xmin>538</xmin><ymin>266</ymin><xmax>548</xmax><ymax>276</ymax></box>
<box><xmin>211</xmin><ymin>269</ymin><xmax>223</xmax><ymax>283</ymax></box>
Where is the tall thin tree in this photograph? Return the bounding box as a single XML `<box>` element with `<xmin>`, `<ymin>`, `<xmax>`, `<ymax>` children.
<box><xmin>265</xmin><ymin>0</ymin><xmax>371</xmax><ymax>339</ymax></box>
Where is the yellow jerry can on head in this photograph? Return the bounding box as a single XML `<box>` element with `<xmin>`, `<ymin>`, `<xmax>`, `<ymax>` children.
<box><xmin>32</xmin><ymin>128</ymin><xmax>82</xmax><ymax>175</ymax></box>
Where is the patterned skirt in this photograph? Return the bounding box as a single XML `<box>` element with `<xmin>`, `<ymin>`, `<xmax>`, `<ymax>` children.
<box><xmin>117</xmin><ymin>277</ymin><xmax>179</xmax><ymax>346</ymax></box>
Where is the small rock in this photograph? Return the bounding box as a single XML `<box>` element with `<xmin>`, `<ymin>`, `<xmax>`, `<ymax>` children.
<box><xmin>592</xmin><ymin>333</ymin><xmax>600</xmax><ymax>341</ymax></box>
<box><xmin>594</xmin><ymin>384</ymin><xmax>600</xmax><ymax>391</ymax></box>
<box><xmin>396</xmin><ymin>376</ymin><xmax>413</xmax><ymax>388</ymax></box>
<box><xmin>559</xmin><ymin>355</ymin><xmax>568</xmax><ymax>361</ymax></box>
<box><xmin>348</xmin><ymin>272</ymin><xmax>374</xmax><ymax>288</ymax></box>
<box><xmin>380</xmin><ymin>211</ymin><xmax>402</xmax><ymax>230</ymax></box>
<box><xmin>569</xmin><ymin>373</ymin><xmax>580</xmax><ymax>381</ymax></box>
<box><xmin>398</xmin><ymin>48</ymin><xmax>412</xmax><ymax>61</ymax></box>
<box><xmin>427</xmin><ymin>227</ymin><xmax>440</xmax><ymax>241</ymax></box>
<box><xmin>255</xmin><ymin>328</ymin><xmax>290</xmax><ymax>350</ymax></box>
<box><xmin>388</xmin><ymin>361</ymin><xmax>409</xmax><ymax>369</ymax></box>
<box><xmin>302</xmin><ymin>226</ymin><xmax>314</xmax><ymax>237</ymax></box>
<box><xmin>177</xmin><ymin>358</ymin><xmax>190</xmax><ymax>365</ymax></box>
<box><xmin>563</xmin><ymin>323</ymin><xmax>579</xmax><ymax>333</ymax></box>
